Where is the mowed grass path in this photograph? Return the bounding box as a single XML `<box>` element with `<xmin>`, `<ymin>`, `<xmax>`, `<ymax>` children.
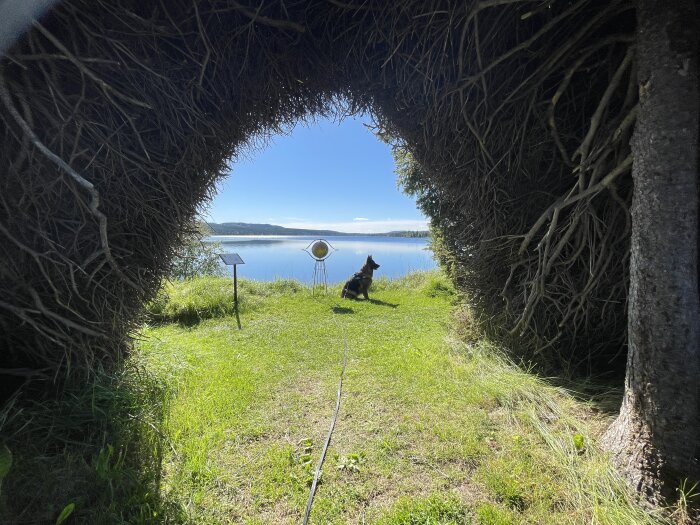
<box><xmin>138</xmin><ymin>273</ymin><xmax>662</xmax><ymax>524</ymax></box>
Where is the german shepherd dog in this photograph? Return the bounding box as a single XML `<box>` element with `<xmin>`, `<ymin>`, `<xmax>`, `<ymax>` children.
<box><xmin>341</xmin><ymin>255</ymin><xmax>380</xmax><ymax>299</ymax></box>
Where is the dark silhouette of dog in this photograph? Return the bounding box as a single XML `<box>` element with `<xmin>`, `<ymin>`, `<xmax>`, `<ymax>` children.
<box><xmin>341</xmin><ymin>255</ymin><xmax>380</xmax><ymax>300</ymax></box>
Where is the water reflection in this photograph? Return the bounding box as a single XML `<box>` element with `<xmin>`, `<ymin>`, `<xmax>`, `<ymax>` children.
<box><xmin>211</xmin><ymin>238</ymin><xmax>287</xmax><ymax>246</ymax></box>
<box><xmin>204</xmin><ymin>235</ymin><xmax>436</xmax><ymax>283</ymax></box>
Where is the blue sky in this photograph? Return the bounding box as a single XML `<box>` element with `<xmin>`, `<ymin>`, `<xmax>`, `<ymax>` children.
<box><xmin>204</xmin><ymin>114</ymin><xmax>428</xmax><ymax>233</ymax></box>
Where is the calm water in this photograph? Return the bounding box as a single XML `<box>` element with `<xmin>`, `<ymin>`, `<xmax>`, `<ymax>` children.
<box><xmin>204</xmin><ymin>235</ymin><xmax>436</xmax><ymax>283</ymax></box>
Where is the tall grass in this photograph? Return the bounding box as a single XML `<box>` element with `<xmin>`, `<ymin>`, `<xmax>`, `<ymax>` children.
<box><xmin>0</xmin><ymin>361</ymin><xmax>173</xmax><ymax>524</ymax></box>
<box><xmin>458</xmin><ymin>342</ymin><xmax>667</xmax><ymax>525</ymax></box>
<box><xmin>146</xmin><ymin>276</ymin><xmax>306</xmax><ymax>324</ymax></box>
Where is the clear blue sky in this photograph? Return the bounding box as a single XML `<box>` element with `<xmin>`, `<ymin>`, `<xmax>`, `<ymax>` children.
<box><xmin>204</xmin><ymin>114</ymin><xmax>428</xmax><ymax>233</ymax></box>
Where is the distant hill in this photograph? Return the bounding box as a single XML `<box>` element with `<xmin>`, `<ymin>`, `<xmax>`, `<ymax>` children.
<box><xmin>374</xmin><ymin>230</ymin><xmax>430</xmax><ymax>238</ymax></box>
<box><xmin>206</xmin><ymin>222</ymin><xmax>429</xmax><ymax>238</ymax></box>
<box><xmin>206</xmin><ymin>222</ymin><xmax>347</xmax><ymax>236</ymax></box>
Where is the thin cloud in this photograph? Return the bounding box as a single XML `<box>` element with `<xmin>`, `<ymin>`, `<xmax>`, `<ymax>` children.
<box><xmin>353</xmin><ymin>217</ymin><xmax>369</xmax><ymax>221</ymax></box>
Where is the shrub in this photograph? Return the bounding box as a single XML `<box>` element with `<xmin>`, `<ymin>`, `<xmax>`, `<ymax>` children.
<box><xmin>169</xmin><ymin>223</ymin><xmax>224</xmax><ymax>280</ymax></box>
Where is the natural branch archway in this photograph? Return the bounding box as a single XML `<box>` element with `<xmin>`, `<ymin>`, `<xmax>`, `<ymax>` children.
<box><xmin>0</xmin><ymin>0</ymin><xmax>635</xmax><ymax>383</ymax></box>
<box><xmin>4</xmin><ymin>0</ymin><xmax>698</xmax><ymax>503</ymax></box>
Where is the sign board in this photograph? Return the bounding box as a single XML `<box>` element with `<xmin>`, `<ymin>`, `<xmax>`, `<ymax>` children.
<box><xmin>220</xmin><ymin>253</ymin><xmax>245</xmax><ymax>266</ymax></box>
<box><xmin>218</xmin><ymin>253</ymin><xmax>244</xmax><ymax>329</ymax></box>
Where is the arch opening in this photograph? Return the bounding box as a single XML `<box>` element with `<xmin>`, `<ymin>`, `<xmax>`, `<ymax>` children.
<box><xmin>199</xmin><ymin>111</ymin><xmax>433</xmax><ymax>282</ymax></box>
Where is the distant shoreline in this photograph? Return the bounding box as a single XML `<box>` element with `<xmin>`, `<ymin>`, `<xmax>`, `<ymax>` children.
<box><xmin>205</xmin><ymin>222</ymin><xmax>430</xmax><ymax>238</ymax></box>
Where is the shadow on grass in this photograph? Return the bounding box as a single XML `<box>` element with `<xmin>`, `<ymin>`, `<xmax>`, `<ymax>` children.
<box><xmin>176</xmin><ymin>316</ymin><xmax>202</xmax><ymax>328</ymax></box>
<box><xmin>332</xmin><ymin>305</ymin><xmax>355</xmax><ymax>314</ymax></box>
<box><xmin>369</xmin><ymin>298</ymin><xmax>399</xmax><ymax>308</ymax></box>
<box><xmin>145</xmin><ymin>311</ymin><xmax>221</xmax><ymax>328</ymax></box>
<box><xmin>0</xmin><ymin>363</ymin><xmax>185</xmax><ymax>524</ymax></box>
<box><xmin>147</xmin><ymin>308</ymin><xmax>238</xmax><ymax>328</ymax></box>
<box><xmin>546</xmin><ymin>375</ymin><xmax>624</xmax><ymax>416</ymax></box>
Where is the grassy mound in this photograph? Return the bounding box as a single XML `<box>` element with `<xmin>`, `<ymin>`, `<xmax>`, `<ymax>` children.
<box><xmin>146</xmin><ymin>272</ymin><xmax>454</xmax><ymax>324</ymax></box>
<box><xmin>145</xmin><ymin>276</ymin><xmax>306</xmax><ymax>324</ymax></box>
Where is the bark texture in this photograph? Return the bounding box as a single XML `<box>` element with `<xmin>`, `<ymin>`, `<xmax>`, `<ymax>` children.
<box><xmin>601</xmin><ymin>0</ymin><xmax>700</xmax><ymax>502</ymax></box>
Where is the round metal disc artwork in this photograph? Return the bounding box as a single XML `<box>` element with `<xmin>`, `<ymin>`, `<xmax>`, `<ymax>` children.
<box><xmin>304</xmin><ymin>239</ymin><xmax>336</xmax><ymax>294</ymax></box>
<box><xmin>311</xmin><ymin>240</ymin><xmax>329</xmax><ymax>259</ymax></box>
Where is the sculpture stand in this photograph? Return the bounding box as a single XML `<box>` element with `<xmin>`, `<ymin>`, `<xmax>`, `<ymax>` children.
<box><xmin>303</xmin><ymin>239</ymin><xmax>336</xmax><ymax>296</ymax></box>
<box><xmin>312</xmin><ymin>258</ymin><xmax>328</xmax><ymax>295</ymax></box>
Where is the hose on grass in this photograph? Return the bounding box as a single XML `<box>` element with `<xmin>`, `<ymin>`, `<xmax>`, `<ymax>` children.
<box><xmin>302</xmin><ymin>310</ymin><xmax>349</xmax><ymax>524</ymax></box>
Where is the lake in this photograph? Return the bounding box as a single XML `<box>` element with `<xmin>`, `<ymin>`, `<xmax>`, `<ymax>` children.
<box><xmin>205</xmin><ymin>235</ymin><xmax>436</xmax><ymax>283</ymax></box>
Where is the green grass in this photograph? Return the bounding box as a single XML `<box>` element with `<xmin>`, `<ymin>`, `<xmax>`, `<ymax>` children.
<box><xmin>0</xmin><ymin>271</ymin><xmax>669</xmax><ymax>524</ymax></box>
<box><xmin>0</xmin><ymin>361</ymin><xmax>169</xmax><ymax>524</ymax></box>
<box><xmin>146</xmin><ymin>276</ymin><xmax>306</xmax><ymax>323</ymax></box>
<box><xmin>137</xmin><ymin>271</ymin><xmax>661</xmax><ymax>524</ymax></box>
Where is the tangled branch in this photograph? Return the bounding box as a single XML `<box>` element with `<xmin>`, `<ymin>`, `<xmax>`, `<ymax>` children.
<box><xmin>0</xmin><ymin>0</ymin><xmax>636</xmax><ymax>388</ymax></box>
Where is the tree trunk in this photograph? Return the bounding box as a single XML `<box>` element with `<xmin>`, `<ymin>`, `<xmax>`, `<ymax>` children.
<box><xmin>601</xmin><ymin>0</ymin><xmax>700</xmax><ymax>503</ymax></box>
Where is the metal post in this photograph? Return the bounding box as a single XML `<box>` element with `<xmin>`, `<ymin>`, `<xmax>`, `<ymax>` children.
<box><xmin>233</xmin><ymin>264</ymin><xmax>238</xmax><ymax>308</ymax></box>
<box><xmin>220</xmin><ymin>253</ymin><xmax>244</xmax><ymax>330</ymax></box>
